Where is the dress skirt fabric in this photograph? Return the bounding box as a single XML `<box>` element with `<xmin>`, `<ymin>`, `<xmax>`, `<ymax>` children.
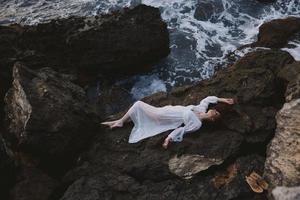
<box><xmin>128</xmin><ymin>101</ymin><xmax>186</xmax><ymax>143</ymax></box>
<box><xmin>127</xmin><ymin>96</ymin><xmax>219</xmax><ymax>143</ymax></box>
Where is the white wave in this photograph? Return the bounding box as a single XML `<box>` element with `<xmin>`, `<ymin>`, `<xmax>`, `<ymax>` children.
<box><xmin>141</xmin><ymin>0</ymin><xmax>300</xmax><ymax>87</ymax></box>
<box><xmin>282</xmin><ymin>41</ymin><xmax>300</xmax><ymax>61</ymax></box>
<box><xmin>130</xmin><ymin>75</ymin><xmax>167</xmax><ymax>100</ymax></box>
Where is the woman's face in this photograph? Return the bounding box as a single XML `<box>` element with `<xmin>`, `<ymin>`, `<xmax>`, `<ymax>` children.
<box><xmin>207</xmin><ymin>109</ymin><xmax>220</xmax><ymax>121</ymax></box>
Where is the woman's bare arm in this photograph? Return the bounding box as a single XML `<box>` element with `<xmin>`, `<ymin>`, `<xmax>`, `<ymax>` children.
<box><xmin>217</xmin><ymin>98</ymin><xmax>235</xmax><ymax>105</ymax></box>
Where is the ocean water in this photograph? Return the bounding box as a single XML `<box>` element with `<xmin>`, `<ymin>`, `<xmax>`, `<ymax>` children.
<box><xmin>1</xmin><ymin>0</ymin><xmax>299</xmax><ymax>100</ymax></box>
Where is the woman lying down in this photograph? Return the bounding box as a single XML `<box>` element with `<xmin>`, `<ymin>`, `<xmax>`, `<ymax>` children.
<box><xmin>101</xmin><ymin>96</ymin><xmax>235</xmax><ymax>149</ymax></box>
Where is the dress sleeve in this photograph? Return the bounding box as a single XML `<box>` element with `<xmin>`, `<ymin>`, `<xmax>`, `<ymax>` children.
<box><xmin>168</xmin><ymin>110</ymin><xmax>202</xmax><ymax>142</ymax></box>
<box><xmin>197</xmin><ymin>96</ymin><xmax>219</xmax><ymax>111</ymax></box>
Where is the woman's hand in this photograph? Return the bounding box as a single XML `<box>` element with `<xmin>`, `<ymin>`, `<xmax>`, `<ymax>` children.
<box><xmin>219</xmin><ymin>98</ymin><xmax>235</xmax><ymax>105</ymax></box>
<box><xmin>224</xmin><ymin>98</ymin><xmax>235</xmax><ymax>105</ymax></box>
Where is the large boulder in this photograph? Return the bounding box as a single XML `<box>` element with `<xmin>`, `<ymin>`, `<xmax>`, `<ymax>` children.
<box><xmin>0</xmin><ymin>4</ymin><xmax>170</xmax><ymax>128</ymax></box>
<box><xmin>264</xmin><ymin>63</ymin><xmax>300</xmax><ymax>192</ymax></box>
<box><xmin>4</xmin><ymin>62</ymin><xmax>100</xmax><ymax>175</ymax></box>
<box><xmin>17</xmin><ymin>4</ymin><xmax>170</xmax><ymax>74</ymax></box>
<box><xmin>58</xmin><ymin>49</ymin><xmax>293</xmax><ymax>199</ymax></box>
<box><xmin>251</xmin><ymin>17</ymin><xmax>300</xmax><ymax>48</ymax></box>
<box><xmin>0</xmin><ymin>25</ymin><xmax>21</xmax><ymax>124</ymax></box>
<box><xmin>0</xmin><ymin>4</ymin><xmax>169</xmax><ymax>74</ymax></box>
<box><xmin>264</xmin><ymin>99</ymin><xmax>300</xmax><ymax>189</ymax></box>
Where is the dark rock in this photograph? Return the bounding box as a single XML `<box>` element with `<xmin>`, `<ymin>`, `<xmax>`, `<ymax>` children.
<box><xmin>251</xmin><ymin>17</ymin><xmax>300</xmax><ymax>48</ymax></box>
<box><xmin>207</xmin><ymin>154</ymin><xmax>266</xmax><ymax>200</ymax></box>
<box><xmin>10</xmin><ymin>166</ymin><xmax>59</xmax><ymax>200</ymax></box>
<box><xmin>0</xmin><ymin>4</ymin><xmax>170</xmax><ymax>128</ymax></box>
<box><xmin>278</xmin><ymin>62</ymin><xmax>300</xmax><ymax>83</ymax></box>
<box><xmin>277</xmin><ymin>62</ymin><xmax>300</xmax><ymax>102</ymax></box>
<box><xmin>4</xmin><ymin>62</ymin><xmax>100</xmax><ymax>175</ymax></box>
<box><xmin>96</xmin><ymin>84</ymin><xmax>134</xmax><ymax>118</ymax></box>
<box><xmin>61</xmin><ymin>154</ymin><xmax>266</xmax><ymax>200</ymax></box>
<box><xmin>0</xmin><ymin>132</ymin><xmax>16</xmax><ymax>199</ymax></box>
<box><xmin>285</xmin><ymin>75</ymin><xmax>300</xmax><ymax>102</ymax></box>
<box><xmin>1</xmin><ymin>4</ymin><xmax>169</xmax><ymax>75</ymax></box>
<box><xmin>170</xmin><ymin>50</ymin><xmax>293</xmax><ymax>143</ymax></box>
<box><xmin>194</xmin><ymin>0</ymin><xmax>224</xmax><ymax>21</ymax></box>
<box><xmin>167</xmin><ymin>131</ymin><xmax>244</xmax><ymax>179</ymax></box>
<box><xmin>59</xmin><ymin>49</ymin><xmax>292</xmax><ymax>199</ymax></box>
<box><xmin>2</xmin><ymin>5</ymin><xmax>297</xmax><ymax>200</ymax></box>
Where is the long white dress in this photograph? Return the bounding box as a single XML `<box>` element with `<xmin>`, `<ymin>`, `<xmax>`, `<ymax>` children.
<box><xmin>128</xmin><ymin>96</ymin><xmax>219</xmax><ymax>143</ymax></box>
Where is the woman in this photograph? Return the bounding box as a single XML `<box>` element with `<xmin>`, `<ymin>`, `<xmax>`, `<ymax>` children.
<box><xmin>101</xmin><ymin>96</ymin><xmax>234</xmax><ymax>149</ymax></box>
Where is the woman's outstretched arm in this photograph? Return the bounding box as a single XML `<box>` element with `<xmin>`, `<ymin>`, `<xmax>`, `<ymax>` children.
<box><xmin>217</xmin><ymin>98</ymin><xmax>235</xmax><ymax>104</ymax></box>
<box><xmin>199</xmin><ymin>96</ymin><xmax>219</xmax><ymax>107</ymax></box>
<box><xmin>198</xmin><ymin>96</ymin><xmax>234</xmax><ymax>110</ymax></box>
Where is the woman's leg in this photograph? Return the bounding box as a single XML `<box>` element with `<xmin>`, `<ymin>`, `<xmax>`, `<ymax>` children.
<box><xmin>101</xmin><ymin>101</ymin><xmax>139</xmax><ymax>129</ymax></box>
<box><xmin>101</xmin><ymin>111</ymin><xmax>131</xmax><ymax>129</ymax></box>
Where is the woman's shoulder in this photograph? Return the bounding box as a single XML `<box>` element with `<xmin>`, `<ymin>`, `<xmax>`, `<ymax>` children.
<box><xmin>184</xmin><ymin>109</ymin><xmax>201</xmax><ymax>120</ymax></box>
<box><xmin>185</xmin><ymin>105</ymin><xmax>195</xmax><ymax>109</ymax></box>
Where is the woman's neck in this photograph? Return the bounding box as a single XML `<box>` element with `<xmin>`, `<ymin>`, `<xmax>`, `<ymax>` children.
<box><xmin>197</xmin><ymin>112</ymin><xmax>209</xmax><ymax>121</ymax></box>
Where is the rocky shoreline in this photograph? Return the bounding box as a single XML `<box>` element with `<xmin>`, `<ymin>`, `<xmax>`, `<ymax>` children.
<box><xmin>0</xmin><ymin>4</ymin><xmax>299</xmax><ymax>200</ymax></box>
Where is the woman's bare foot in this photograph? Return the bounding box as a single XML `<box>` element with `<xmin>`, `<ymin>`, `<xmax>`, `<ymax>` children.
<box><xmin>162</xmin><ymin>137</ymin><xmax>171</xmax><ymax>149</ymax></box>
<box><xmin>101</xmin><ymin>120</ymin><xmax>123</xmax><ymax>129</ymax></box>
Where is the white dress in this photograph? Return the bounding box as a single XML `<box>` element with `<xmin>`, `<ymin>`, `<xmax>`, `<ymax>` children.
<box><xmin>128</xmin><ymin>96</ymin><xmax>219</xmax><ymax>143</ymax></box>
